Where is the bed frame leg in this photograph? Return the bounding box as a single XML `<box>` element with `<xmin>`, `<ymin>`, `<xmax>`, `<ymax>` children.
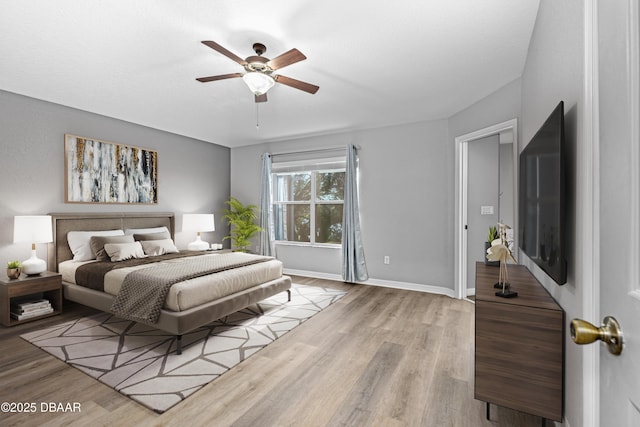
<box><xmin>287</xmin><ymin>289</ymin><xmax>291</xmax><ymax>302</ymax></box>
<box><xmin>176</xmin><ymin>335</ymin><xmax>182</xmax><ymax>355</ymax></box>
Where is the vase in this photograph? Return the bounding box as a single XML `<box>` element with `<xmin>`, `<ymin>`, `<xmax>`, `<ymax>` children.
<box><xmin>6</xmin><ymin>268</ymin><xmax>22</xmax><ymax>279</ymax></box>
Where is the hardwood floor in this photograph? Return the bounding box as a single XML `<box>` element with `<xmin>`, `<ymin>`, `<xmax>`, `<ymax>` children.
<box><xmin>0</xmin><ymin>276</ymin><xmax>545</xmax><ymax>426</ymax></box>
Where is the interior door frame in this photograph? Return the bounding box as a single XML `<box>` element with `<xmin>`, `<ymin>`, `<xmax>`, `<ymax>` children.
<box><xmin>454</xmin><ymin>118</ymin><xmax>518</xmax><ymax>300</ymax></box>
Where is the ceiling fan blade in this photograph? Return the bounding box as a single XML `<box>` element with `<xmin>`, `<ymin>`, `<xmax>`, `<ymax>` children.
<box><xmin>196</xmin><ymin>73</ymin><xmax>242</xmax><ymax>83</ymax></box>
<box><xmin>201</xmin><ymin>41</ymin><xmax>247</xmax><ymax>66</ymax></box>
<box><xmin>255</xmin><ymin>93</ymin><xmax>268</xmax><ymax>103</ymax></box>
<box><xmin>266</xmin><ymin>48</ymin><xmax>306</xmax><ymax>70</ymax></box>
<box><xmin>275</xmin><ymin>75</ymin><xmax>319</xmax><ymax>94</ymax></box>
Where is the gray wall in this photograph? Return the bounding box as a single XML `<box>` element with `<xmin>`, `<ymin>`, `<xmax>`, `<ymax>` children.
<box><xmin>448</xmin><ymin>78</ymin><xmax>522</xmax><ymax>141</ymax></box>
<box><xmin>448</xmin><ymin>77</ymin><xmax>522</xmax><ymax>295</ymax></box>
<box><xmin>232</xmin><ymin>120</ymin><xmax>454</xmax><ymax>292</ymax></box>
<box><xmin>446</xmin><ymin>3</ymin><xmax>586</xmax><ymax>423</ymax></box>
<box><xmin>520</xmin><ymin>0</ymin><xmax>584</xmax><ymax>426</ymax></box>
<box><xmin>0</xmin><ymin>90</ymin><xmax>231</xmax><ymax>266</ymax></box>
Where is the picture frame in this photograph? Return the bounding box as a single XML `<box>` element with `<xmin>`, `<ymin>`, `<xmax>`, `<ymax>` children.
<box><xmin>64</xmin><ymin>134</ymin><xmax>158</xmax><ymax>204</ymax></box>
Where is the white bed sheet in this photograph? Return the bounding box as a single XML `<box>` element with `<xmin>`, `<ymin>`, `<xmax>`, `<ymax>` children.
<box><xmin>59</xmin><ymin>253</ymin><xmax>283</xmax><ymax>312</ymax></box>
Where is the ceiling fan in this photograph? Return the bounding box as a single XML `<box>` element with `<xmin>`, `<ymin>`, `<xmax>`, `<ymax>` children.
<box><xmin>196</xmin><ymin>41</ymin><xmax>319</xmax><ymax>103</ymax></box>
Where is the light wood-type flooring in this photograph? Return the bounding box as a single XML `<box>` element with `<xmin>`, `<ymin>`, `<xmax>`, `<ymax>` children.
<box><xmin>0</xmin><ymin>276</ymin><xmax>546</xmax><ymax>426</ymax></box>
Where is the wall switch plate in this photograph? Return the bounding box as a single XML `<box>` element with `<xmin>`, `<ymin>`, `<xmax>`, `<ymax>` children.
<box><xmin>384</xmin><ymin>256</ymin><xmax>390</xmax><ymax>265</ymax></box>
<box><xmin>481</xmin><ymin>205</ymin><xmax>494</xmax><ymax>215</ymax></box>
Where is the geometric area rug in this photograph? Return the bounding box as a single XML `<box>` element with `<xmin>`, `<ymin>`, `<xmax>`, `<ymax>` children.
<box><xmin>20</xmin><ymin>283</ymin><xmax>347</xmax><ymax>413</ymax></box>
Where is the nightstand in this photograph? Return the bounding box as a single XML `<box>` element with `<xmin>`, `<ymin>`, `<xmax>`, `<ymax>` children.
<box><xmin>0</xmin><ymin>271</ymin><xmax>62</xmax><ymax>326</ymax></box>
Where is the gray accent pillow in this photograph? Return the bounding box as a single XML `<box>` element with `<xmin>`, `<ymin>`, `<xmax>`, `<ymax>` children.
<box><xmin>90</xmin><ymin>235</ymin><xmax>135</xmax><ymax>261</ymax></box>
<box><xmin>104</xmin><ymin>242</ymin><xmax>147</xmax><ymax>262</ymax></box>
<box><xmin>140</xmin><ymin>239</ymin><xmax>180</xmax><ymax>256</ymax></box>
<box><xmin>68</xmin><ymin>229</ymin><xmax>124</xmax><ymax>261</ymax></box>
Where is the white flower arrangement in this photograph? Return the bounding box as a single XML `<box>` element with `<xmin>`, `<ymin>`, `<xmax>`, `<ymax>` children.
<box><xmin>486</xmin><ymin>223</ymin><xmax>517</xmax><ymax>295</ymax></box>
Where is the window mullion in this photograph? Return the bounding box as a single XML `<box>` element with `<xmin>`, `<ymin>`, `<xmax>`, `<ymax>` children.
<box><xmin>310</xmin><ymin>172</ymin><xmax>316</xmax><ymax>244</ymax></box>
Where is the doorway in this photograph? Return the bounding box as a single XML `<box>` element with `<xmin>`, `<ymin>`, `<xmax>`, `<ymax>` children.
<box><xmin>454</xmin><ymin>119</ymin><xmax>518</xmax><ymax>300</ymax></box>
<box><xmin>466</xmin><ymin>134</ymin><xmax>499</xmax><ymax>296</ymax></box>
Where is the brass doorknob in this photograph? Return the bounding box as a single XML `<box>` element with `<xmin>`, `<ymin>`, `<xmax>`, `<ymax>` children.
<box><xmin>570</xmin><ymin>316</ymin><xmax>623</xmax><ymax>355</ymax></box>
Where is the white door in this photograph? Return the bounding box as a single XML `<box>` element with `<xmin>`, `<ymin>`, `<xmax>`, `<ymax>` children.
<box><xmin>597</xmin><ymin>89</ymin><xmax>640</xmax><ymax>426</ymax></box>
<box><xmin>588</xmin><ymin>1</ymin><xmax>640</xmax><ymax>425</ymax></box>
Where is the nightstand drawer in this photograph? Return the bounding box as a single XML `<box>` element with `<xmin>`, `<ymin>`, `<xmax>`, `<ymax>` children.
<box><xmin>6</xmin><ymin>277</ymin><xmax>61</xmax><ymax>297</ymax></box>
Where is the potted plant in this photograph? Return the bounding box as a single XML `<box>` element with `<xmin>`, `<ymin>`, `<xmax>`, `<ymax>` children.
<box><xmin>485</xmin><ymin>226</ymin><xmax>500</xmax><ymax>266</ymax></box>
<box><xmin>222</xmin><ymin>197</ymin><xmax>263</xmax><ymax>252</ymax></box>
<box><xmin>7</xmin><ymin>260</ymin><xmax>22</xmax><ymax>279</ymax></box>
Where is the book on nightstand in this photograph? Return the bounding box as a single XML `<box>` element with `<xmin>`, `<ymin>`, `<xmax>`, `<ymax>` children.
<box><xmin>10</xmin><ymin>298</ymin><xmax>53</xmax><ymax>319</ymax></box>
<box><xmin>11</xmin><ymin>306</ymin><xmax>54</xmax><ymax>320</ymax></box>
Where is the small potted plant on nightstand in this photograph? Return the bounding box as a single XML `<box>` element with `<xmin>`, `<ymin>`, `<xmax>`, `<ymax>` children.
<box><xmin>485</xmin><ymin>226</ymin><xmax>500</xmax><ymax>266</ymax></box>
<box><xmin>6</xmin><ymin>261</ymin><xmax>22</xmax><ymax>279</ymax></box>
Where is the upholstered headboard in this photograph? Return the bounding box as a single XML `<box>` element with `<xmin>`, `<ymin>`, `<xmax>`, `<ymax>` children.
<box><xmin>49</xmin><ymin>212</ymin><xmax>175</xmax><ymax>271</ymax></box>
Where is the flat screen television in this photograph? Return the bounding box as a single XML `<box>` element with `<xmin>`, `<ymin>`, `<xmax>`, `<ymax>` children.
<box><xmin>518</xmin><ymin>101</ymin><xmax>567</xmax><ymax>285</ymax></box>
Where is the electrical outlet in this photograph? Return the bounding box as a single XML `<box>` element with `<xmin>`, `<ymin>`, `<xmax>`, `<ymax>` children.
<box><xmin>384</xmin><ymin>256</ymin><xmax>390</xmax><ymax>265</ymax></box>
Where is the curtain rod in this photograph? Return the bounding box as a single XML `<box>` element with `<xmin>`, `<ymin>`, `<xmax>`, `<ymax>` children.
<box><xmin>270</xmin><ymin>145</ymin><xmax>361</xmax><ymax>158</ymax></box>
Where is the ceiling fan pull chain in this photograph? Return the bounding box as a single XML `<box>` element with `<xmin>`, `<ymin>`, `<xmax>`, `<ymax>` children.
<box><xmin>256</xmin><ymin>103</ymin><xmax>260</xmax><ymax>129</ymax></box>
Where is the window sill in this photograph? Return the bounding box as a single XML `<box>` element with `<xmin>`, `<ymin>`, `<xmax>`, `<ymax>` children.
<box><xmin>274</xmin><ymin>241</ymin><xmax>341</xmax><ymax>249</ymax></box>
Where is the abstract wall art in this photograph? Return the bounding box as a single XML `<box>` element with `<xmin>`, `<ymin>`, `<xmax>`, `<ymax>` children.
<box><xmin>65</xmin><ymin>134</ymin><xmax>158</xmax><ymax>204</ymax></box>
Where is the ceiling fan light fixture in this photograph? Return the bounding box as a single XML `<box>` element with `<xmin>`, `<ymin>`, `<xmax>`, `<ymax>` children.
<box><xmin>242</xmin><ymin>72</ymin><xmax>275</xmax><ymax>95</ymax></box>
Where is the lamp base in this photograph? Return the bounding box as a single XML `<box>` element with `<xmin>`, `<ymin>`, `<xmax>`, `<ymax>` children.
<box><xmin>188</xmin><ymin>237</ymin><xmax>210</xmax><ymax>251</ymax></box>
<box><xmin>22</xmin><ymin>250</ymin><xmax>46</xmax><ymax>275</ymax></box>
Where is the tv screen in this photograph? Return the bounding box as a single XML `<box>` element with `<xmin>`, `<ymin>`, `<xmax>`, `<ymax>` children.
<box><xmin>518</xmin><ymin>101</ymin><xmax>567</xmax><ymax>285</ymax></box>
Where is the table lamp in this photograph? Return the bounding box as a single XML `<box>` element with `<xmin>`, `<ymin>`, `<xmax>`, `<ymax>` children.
<box><xmin>183</xmin><ymin>214</ymin><xmax>215</xmax><ymax>250</ymax></box>
<box><xmin>13</xmin><ymin>215</ymin><xmax>53</xmax><ymax>275</ymax></box>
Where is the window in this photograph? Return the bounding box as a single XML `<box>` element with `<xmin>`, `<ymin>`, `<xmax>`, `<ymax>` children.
<box><xmin>272</xmin><ymin>167</ymin><xmax>345</xmax><ymax>245</ymax></box>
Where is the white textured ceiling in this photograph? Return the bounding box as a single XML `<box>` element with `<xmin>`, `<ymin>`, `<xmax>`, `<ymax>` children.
<box><xmin>0</xmin><ymin>0</ymin><xmax>539</xmax><ymax>148</ymax></box>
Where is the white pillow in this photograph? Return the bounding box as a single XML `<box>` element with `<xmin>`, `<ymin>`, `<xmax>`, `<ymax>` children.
<box><xmin>104</xmin><ymin>242</ymin><xmax>147</xmax><ymax>262</ymax></box>
<box><xmin>124</xmin><ymin>226</ymin><xmax>169</xmax><ymax>236</ymax></box>
<box><xmin>67</xmin><ymin>230</ymin><xmax>125</xmax><ymax>261</ymax></box>
<box><xmin>140</xmin><ymin>239</ymin><xmax>180</xmax><ymax>256</ymax></box>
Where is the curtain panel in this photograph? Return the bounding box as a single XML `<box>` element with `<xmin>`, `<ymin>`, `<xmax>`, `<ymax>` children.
<box><xmin>259</xmin><ymin>153</ymin><xmax>273</xmax><ymax>256</ymax></box>
<box><xmin>342</xmin><ymin>144</ymin><xmax>368</xmax><ymax>282</ymax></box>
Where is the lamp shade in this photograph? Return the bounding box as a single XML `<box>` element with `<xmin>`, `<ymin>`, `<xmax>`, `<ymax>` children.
<box><xmin>242</xmin><ymin>72</ymin><xmax>275</xmax><ymax>95</ymax></box>
<box><xmin>14</xmin><ymin>215</ymin><xmax>53</xmax><ymax>244</ymax></box>
<box><xmin>182</xmin><ymin>214</ymin><xmax>215</xmax><ymax>232</ymax></box>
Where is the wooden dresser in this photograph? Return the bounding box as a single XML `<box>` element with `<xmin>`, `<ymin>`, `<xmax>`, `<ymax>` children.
<box><xmin>474</xmin><ymin>262</ymin><xmax>564</xmax><ymax>422</ymax></box>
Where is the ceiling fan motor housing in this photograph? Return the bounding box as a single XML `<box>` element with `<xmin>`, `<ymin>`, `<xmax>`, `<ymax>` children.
<box><xmin>245</xmin><ymin>57</ymin><xmax>271</xmax><ymax>73</ymax></box>
<box><xmin>246</xmin><ymin>43</ymin><xmax>271</xmax><ymax>73</ymax></box>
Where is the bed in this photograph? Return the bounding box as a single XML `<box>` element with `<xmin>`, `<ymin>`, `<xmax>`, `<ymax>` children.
<box><xmin>49</xmin><ymin>212</ymin><xmax>291</xmax><ymax>354</ymax></box>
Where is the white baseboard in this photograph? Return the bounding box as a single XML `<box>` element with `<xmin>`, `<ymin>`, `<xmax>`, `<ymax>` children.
<box><xmin>364</xmin><ymin>278</ymin><xmax>456</xmax><ymax>298</ymax></box>
<box><xmin>283</xmin><ymin>268</ymin><xmax>456</xmax><ymax>298</ymax></box>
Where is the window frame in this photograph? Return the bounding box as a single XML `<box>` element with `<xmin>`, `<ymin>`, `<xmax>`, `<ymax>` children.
<box><xmin>272</xmin><ymin>167</ymin><xmax>345</xmax><ymax>247</ymax></box>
